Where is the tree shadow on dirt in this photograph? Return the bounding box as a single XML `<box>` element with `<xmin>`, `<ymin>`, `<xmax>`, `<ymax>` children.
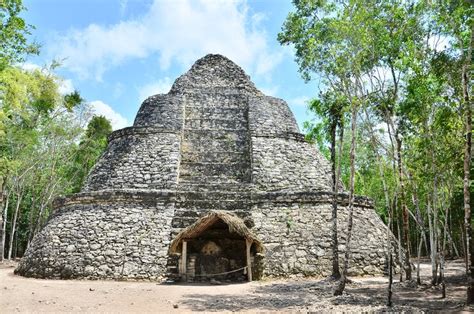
<box><xmin>181</xmin><ymin>275</ymin><xmax>467</xmax><ymax>312</ymax></box>
<box><xmin>181</xmin><ymin>280</ymin><xmax>333</xmax><ymax>311</ymax></box>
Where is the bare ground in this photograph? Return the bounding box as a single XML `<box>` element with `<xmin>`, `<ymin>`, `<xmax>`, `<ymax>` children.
<box><xmin>1</xmin><ymin>259</ymin><xmax>472</xmax><ymax>313</ymax></box>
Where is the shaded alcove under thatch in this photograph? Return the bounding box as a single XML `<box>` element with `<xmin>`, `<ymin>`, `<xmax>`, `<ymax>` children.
<box><xmin>169</xmin><ymin>211</ymin><xmax>264</xmax><ymax>282</ymax></box>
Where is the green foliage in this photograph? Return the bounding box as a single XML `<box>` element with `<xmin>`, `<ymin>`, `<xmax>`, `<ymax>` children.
<box><xmin>304</xmin><ymin>90</ymin><xmax>348</xmax><ymax>157</ymax></box>
<box><xmin>67</xmin><ymin>115</ymin><xmax>112</xmax><ymax>193</ymax></box>
<box><xmin>0</xmin><ymin>64</ymin><xmax>114</xmax><ymax>258</ymax></box>
<box><xmin>0</xmin><ymin>66</ymin><xmax>81</xmax><ymax>256</ymax></box>
<box><xmin>281</xmin><ymin>0</ymin><xmax>472</xmax><ymax>260</ymax></box>
<box><xmin>0</xmin><ymin>0</ymin><xmax>114</xmax><ymax>259</ymax></box>
<box><xmin>64</xmin><ymin>90</ymin><xmax>84</xmax><ymax>111</ymax></box>
<box><xmin>85</xmin><ymin>115</ymin><xmax>112</xmax><ymax>140</ymax></box>
<box><xmin>0</xmin><ymin>0</ymin><xmax>39</xmax><ymax>69</ymax></box>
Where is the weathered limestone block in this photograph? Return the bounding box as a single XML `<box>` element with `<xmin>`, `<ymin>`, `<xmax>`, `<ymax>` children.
<box><xmin>251</xmin><ymin>200</ymin><xmax>396</xmax><ymax>277</ymax></box>
<box><xmin>251</xmin><ymin>137</ymin><xmax>333</xmax><ymax>192</ymax></box>
<box><xmin>83</xmin><ymin>130</ymin><xmax>181</xmax><ymax>191</ymax></box>
<box><xmin>16</xmin><ymin>195</ymin><xmax>175</xmax><ymax>280</ymax></box>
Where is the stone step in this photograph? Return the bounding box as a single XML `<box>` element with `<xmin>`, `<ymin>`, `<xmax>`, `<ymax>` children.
<box><xmin>182</xmin><ymin>129</ymin><xmax>248</xmax><ymax>142</ymax></box>
<box><xmin>180</xmin><ymin>151</ymin><xmax>247</xmax><ymax>164</ymax></box>
<box><xmin>175</xmin><ymin>201</ymin><xmax>249</xmax><ymax>211</ymax></box>
<box><xmin>184</xmin><ymin>118</ymin><xmax>246</xmax><ymax>130</ymax></box>
<box><xmin>173</xmin><ymin>208</ymin><xmax>250</xmax><ymax>219</ymax></box>
<box><xmin>178</xmin><ymin>173</ymin><xmax>250</xmax><ymax>183</ymax></box>
<box><xmin>184</xmin><ymin>102</ymin><xmax>247</xmax><ymax>112</ymax></box>
<box><xmin>176</xmin><ymin>190</ymin><xmax>250</xmax><ymax>200</ymax></box>
<box><xmin>178</xmin><ymin>174</ymin><xmax>249</xmax><ymax>184</ymax></box>
<box><xmin>179</xmin><ymin>162</ymin><xmax>250</xmax><ymax>177</ymax></box>
<box><xmin>181</xmin><ymin>139</ymin><xmax>248</xmax><ymax>153</ymax></box>
<box><xmin>180</xmin><ymin>144</ymin><xmax>248</xmax><ymax>155</ymax></box>
<box><xmin>176</xmin><ymin>192</ymin><xmax>250</xmax><ymax>202</ymax></box>
<box><xmin>179</xmin><ymin>161</ymin><xmax>249</xmax><ymax>170</ymax></box>
<box><xmin>171</xmin><ymin>211</ymin><xmax>251</xmax><ymax>230</ymax></box>
<box><xmin>178</xmin><ymin>182</ymin><xmax>252</xmax><ymax>192</ymax></box>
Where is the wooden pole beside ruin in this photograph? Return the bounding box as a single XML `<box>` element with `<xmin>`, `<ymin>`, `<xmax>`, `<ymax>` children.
<box><xmin>246</xmin><ymin>239</ymin><xmax>252</xmax><ymax>282</ymax></box>
<box><xmin>180</xmin><ymin>240</ymin><xmax>187</xmax><ymax>281</ymax></box>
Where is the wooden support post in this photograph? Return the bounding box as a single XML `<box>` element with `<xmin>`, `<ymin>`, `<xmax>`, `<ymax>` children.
<box><xmin>246</xmin><ymin>239</ymin><xmax>252</xmax><ymax>282</ymax></box>
<box><xmin>181</xmin><ymin>240</ymin><xmax>187</xmax><ymax>282</ymax></box>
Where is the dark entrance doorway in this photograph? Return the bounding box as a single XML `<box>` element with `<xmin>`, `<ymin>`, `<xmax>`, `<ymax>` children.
<box><xmin>169</xmin><ymin>211</ymin><xmax>264</xmax><ymax>282</ymax></box>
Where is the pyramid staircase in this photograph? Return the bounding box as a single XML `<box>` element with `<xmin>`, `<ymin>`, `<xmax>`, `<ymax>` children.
<box><xmin>171</xmin><ymin>93</ymin><xmax>252</xmax><ymax>235</ymax></box>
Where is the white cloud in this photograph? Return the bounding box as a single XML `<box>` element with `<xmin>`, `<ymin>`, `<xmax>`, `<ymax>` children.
<box><xmin>21</xmin><ymin>62</ymin><xmax>75</xmax><ymax>95</ymax></box>
<box><xmin>47</xmin><ymin>0</ymin><xmax>282</xmax><ymax>80</ymax></box>
<box><xmin>89</xmin><ymin>100</ymin><xmax>129</xmax><ymax>130</ymax></box>
<box><xmin>137</xmin><ymin>77</ymin><xmax>172</xmax><ymax>102</ymax></box>
<box><xmin>21</xmin><ymin>62</ymin><xmax>42</xmax><ymax>71</ymax></box>
<box><xmin>289</xmin><ymin>96</ymin><xmax>310</xmax><ymax>107</ymax></box>
<box><xmin>58</xmin><ymin>79</ymin><xmax>74</xmax><ymax>95</ymax></box>
<box><xmin>259</xmin><ymin>86</ymin><xmax>279</xmax><ymax>97</ymax></box>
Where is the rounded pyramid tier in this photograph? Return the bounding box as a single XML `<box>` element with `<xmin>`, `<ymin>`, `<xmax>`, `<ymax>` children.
<box><xmin>16</xmin><ymin>54</ymin><xmax>398</xmax><ymax>281</ymax></box>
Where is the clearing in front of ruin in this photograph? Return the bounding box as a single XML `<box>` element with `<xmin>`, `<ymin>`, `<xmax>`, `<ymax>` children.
<box><xmin>1</xmin><ymin>259</ymin><xmax>471</xmax><ymax>313</ymax></box>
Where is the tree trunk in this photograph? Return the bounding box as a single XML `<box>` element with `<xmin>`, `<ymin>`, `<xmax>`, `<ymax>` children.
<box><xmin>1</xmin><ymin>190</ymin><xmax>10</xmax><ymax>262</ymax></box>
<box><xmin>440</xmin><ymin>251</ymin><xmax>446</xmax><ymax>298</ymax></box>
<box><xmin>410</xmin><ymin>176</ymin><xmax>425</xmax><ymax>286</ymax></box>
<box><xmin>27</xmin><ymin>195</ymin><xmax>37</xmax><ymax>247</ymax></box>
<box><xmin>334</xmin><ymin>102</ymin><xmax>357</xmax><ymax>296</ymax></box>
<box><xmin>385</xmin><ymin>119</ymin><xmax>404</xmax><ymax>283</ymax></box>
<box><xmin>427</xmin><ymin>200</ymin><xmax>438</xmax><ymax>285</ymax></box>
<box><xmin>0</xmin><ymin>178</ymin><xmax>4</xmax><ymax>263</ymax></box>
<box><xmin>447</xmin><ymin>228</ymin><xmax>460</xmax><ymax>258</ymax></box>
<box><xmin>7</xmin><ymin>191</ymin><xmax>22</xmax><ymax>260</ymax></box>
<box><xmin>330</xmin><ymin>121</ymin><xmax>341</xmax><ymax>279</ymax></box>
<box><xmin>396</xmin><ymin>133</ymin><xmax>411</xmax><ymax>280</ymax></box>
<box><xmin>387</xmin><ymin>185</ymin><xmax>394</xmax><ymax>306</ymax></box>
<box><xmin>463</xmin><ymin>23</ymin><xmax>474</xmax><ymax>304</ymax></box>
<box><xmin>397</xmin><ymin>220</ymin><xmax>403</xmax><ymax>282</ymax></box>
<box><xmin>363</xmin><ymin>108</ymin><xmax>393</xmax><ymax>305</ymax></box>
<box><xmin>462</xmin><ymin>223</ymin><xmax>468</xmax><ymax>273</ymax></box>
<box><xmin>388</xmin><ymin>253</ymin><xmax>393</xmax><ymax>307</ymax></box>
<box><xmin>440</xmin><ymin>198</ymin><xmax>452</xmax><ymax>296</ymax></box>
<box><xmin>416</xmin><ymin>234</ymin><xmax>423</xmax><ymax>285</ymax></box>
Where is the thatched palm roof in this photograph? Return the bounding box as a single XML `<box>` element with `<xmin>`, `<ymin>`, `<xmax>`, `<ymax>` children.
<box><xmin>169</xmin><ymin>211</ymin><xmax>264</xmax><ymax>254</ymax></box>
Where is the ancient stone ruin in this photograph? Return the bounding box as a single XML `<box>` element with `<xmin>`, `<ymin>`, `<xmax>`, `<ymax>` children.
<box><xmin>16</xmin><ymin>54</ymin><xmax>395</xmax><ymax>281</ymax></box>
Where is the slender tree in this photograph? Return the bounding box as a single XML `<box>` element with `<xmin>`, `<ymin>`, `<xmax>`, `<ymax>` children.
<box><xmin>463</xmin><ymin>23</ymin><xmax>473</xmax><ymax>305</ymax></box>
<box><xmin>0</xmin><ymin>177</ymin><xmax>5</xmax><ymax>262</ymax></box>
<box><xmin>279</xmin><ymin>0</ymin><xmax>392</xmax><ymax>294</ymax></box>
<box><xmin>306</xmin><ymin>92</ymin><xmax>347</xmax><ymax>279</ymax></box>
<box><xmin>334</xmin><ymin>96</ymin><xmax>358</xmax><ymax>295</ymax></box>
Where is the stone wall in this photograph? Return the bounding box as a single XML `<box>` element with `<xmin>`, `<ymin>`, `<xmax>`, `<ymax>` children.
<box><xmin>171</xmin><ymin>191</ymin><xmax>252</xmax><ymax>238</ymax></box>
<box><xmin>17</xmin><ymin>190</ymin><xmax>248</xmax><ymax>280</ymax></box>
<box><xmin>251</xmin><ymin>199</ymin><xmax>394</xmax><ymax>277</ymax></box>
<box><xmin>16</xmin><ymin>189</ymin><xmax>395</xmax><ymax>280</ymax></box>
<box><xmin>16</xmin><ymin>191</ymin><xmax>176</xmax><ymax>280</ymax></box>
<box><xmin>133</xmin><ymin>94</ymin><xmax>184</xmax><ymax>129</ymax></box>
<box><xmin>83</xmin><ymin>128</ymin><xmax>181</xmax><ymax>191</ymax></box>
<box><xmin>178</xmin><ymin>92</ymin><xmax>251</xmax><ymax>186</ymax></box>
<box><xmin>248</xmin><ymin>96</ymin><xmax>300</xmax><ymax>136</ymax></box>
<box><xmin>251</xmin><ymin>137</ymin><xmax>333</xmax><ymax>192</ymax></box>
<box><xmin>170</xmin><ymin>54</ymin><xmax>261</xmax><ymax>96</ymax></box>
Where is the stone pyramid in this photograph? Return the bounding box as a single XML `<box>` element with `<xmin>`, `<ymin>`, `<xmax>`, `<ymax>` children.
<box><xmin>17</xmin><ymin>54</ymin><xmax>394</xmax><ymax>280</ymax></box>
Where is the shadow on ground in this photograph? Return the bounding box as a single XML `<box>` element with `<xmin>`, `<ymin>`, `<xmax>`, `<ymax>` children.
<box><xmin>182</xmin><ymin>280</ymin><xmax>335</xmax><ymax>312</ymax></box>
<box><xmin>181</xmin><ymin>269</ymin><xmax>468</xmax><ymax>312</ymax></box>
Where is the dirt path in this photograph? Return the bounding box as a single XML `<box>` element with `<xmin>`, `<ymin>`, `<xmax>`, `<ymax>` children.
<box><xmin>1</xmin><ymin>260</ymin><xmax>472</xmax><ymax>313</ymax></box>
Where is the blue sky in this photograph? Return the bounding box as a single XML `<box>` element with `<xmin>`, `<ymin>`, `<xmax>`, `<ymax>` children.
<box><xmin>22</xmin><ymin>0</ymin><xmax>320</xmax><ymax>130</ymax></box>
